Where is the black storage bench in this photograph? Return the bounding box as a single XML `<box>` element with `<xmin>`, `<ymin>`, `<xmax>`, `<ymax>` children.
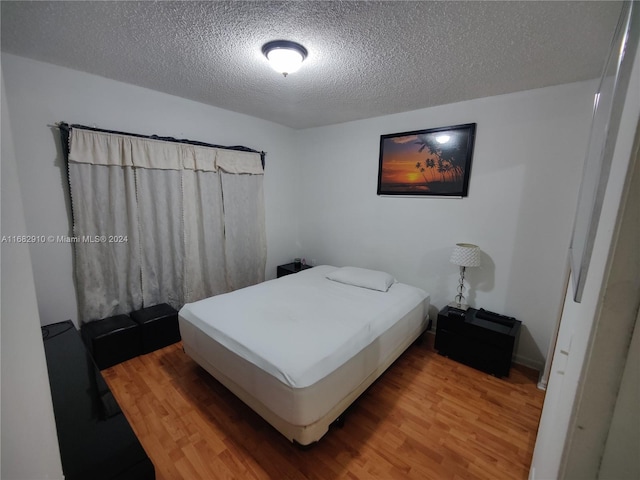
<box><xmin>81</xmin><ymin>314</ymin><xmax>141</xmax><ymax>370</ymax></box>
<box><xmin>43</xmin><ymin>321</ymin><xmax>155</xmax><ymax>480</ymax></box>
<box><xmin>130</xmin><ymin>303</ymin><xmax>181</xmax><ymax>354</ymax></box>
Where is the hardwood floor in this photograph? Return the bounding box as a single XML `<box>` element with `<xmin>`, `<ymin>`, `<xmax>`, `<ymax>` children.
<box><xmin>103</xmin><ymin>334</ymin><xmax>544</xmax><ymax>480</ymax></box>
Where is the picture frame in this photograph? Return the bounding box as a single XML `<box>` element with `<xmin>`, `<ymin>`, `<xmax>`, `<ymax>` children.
<box><xmin>377</xmin><ymin>123</ymin><xmax>476</xmax><ymax>197</ymax></box>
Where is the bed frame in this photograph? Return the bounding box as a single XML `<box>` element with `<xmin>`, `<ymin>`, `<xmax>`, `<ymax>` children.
<box><xmin>179</xmin><ymin>301</ymin><xmax>427</xmax><ymax>445</ymax></box>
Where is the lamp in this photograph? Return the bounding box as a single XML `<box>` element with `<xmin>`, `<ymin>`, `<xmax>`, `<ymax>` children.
<box><xmin>262</xmin><ymin>40</ymin><xmax>308</xmax><ymax>77</ymax></box>
<box><xmin>449</xmin><ymin>243</ymin><xmax>481</xmax><ymax>310</ymax></box>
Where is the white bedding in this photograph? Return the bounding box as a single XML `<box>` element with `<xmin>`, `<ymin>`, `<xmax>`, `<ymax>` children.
<box><xmin>179</xmin><ymin>265</ymin><xmax>428</xmax><ymax>389</ymax></box>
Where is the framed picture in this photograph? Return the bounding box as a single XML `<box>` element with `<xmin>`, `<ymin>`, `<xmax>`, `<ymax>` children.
<box><xmin>377</xmin><ymin>123</ymin><xmax>477</xmax><ymax>197</ymax></box>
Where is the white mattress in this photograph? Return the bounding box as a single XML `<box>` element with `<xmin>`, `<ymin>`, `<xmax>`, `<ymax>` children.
<box><xmin>179</xmin><ymin>265</ymin><xmax>429</xmax><ymax>435</ymax></box>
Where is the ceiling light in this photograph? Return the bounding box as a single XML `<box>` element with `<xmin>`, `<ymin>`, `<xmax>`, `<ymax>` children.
<box><xmin>262</xmin><ymin>40</ymin><xmax>308</xmax><ymax>77</ymax></box>
<box><xmin>436</xmin><ymin>134</ymin><xmax>451</xmax><ymax>144</ymax></box>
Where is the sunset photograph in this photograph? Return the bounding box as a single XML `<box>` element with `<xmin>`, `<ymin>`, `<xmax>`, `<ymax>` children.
<box><xmin>377</xmin><ymin>123</ymin><xmax>476</xmax><ymax>196</ymax></box>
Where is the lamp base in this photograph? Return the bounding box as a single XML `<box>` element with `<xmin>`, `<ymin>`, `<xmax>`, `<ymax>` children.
<box><xmin>448</xmin><ymin>301</ymin><xmax>470</xmax><ymax>311</ymax></box>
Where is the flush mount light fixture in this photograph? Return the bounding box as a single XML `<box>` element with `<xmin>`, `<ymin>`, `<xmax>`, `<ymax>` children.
<box><xmin>262</xmin><ymin>40</ymin><xmax>308</xmax><ymax>77</ymax></box>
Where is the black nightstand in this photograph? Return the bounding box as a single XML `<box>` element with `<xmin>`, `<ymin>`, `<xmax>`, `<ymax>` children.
<box><xmin>434</xmin><ymin>306</ymin><xmax>521</xmax><ymax>377</ymax></box>
<box><xmin>277</xmin><ymin>262</ymin><xmax>313</xmax><ymax>278</ymax></box>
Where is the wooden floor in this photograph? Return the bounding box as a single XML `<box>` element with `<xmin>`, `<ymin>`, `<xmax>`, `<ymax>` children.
<box><xmin>103</xmin><ymin>334</ymin><xmax>544</xmax><ymax>480</ymax></box>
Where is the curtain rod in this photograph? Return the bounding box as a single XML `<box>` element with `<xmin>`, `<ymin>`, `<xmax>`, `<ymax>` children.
<box><xmin>56</xmin><ymin>122</ymin><xmax>266</xmax><ymax>168</ymax></box>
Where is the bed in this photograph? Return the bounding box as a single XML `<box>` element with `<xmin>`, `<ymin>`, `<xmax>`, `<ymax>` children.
<box><xmin>178</xmin><ymin>265</ymin><xmax>430</xmax><ymax>445</ymax></box>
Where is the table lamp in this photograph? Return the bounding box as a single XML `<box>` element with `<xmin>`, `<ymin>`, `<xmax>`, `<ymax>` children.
<box><xmin>449</xmin><ymin>243</ymin><xmax>481</xmax><ymax>311</ymax></box>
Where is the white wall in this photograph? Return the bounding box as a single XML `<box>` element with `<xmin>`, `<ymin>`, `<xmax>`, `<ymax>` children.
<box><xmin>1</xmin><ymin>53</ymin><xmax>300</xmax><ymax>327</ymax></box>
<box><xmin>295</xmin><ymin>82</ymin><xmax>595</xmax><ymax>369</ymax></box>
<box><xmin>1</xmin><ymin>68</ymin><xmax>63</xmax><ymax>479</ymax></box>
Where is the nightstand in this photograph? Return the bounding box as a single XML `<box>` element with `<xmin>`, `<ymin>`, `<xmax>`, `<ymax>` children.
<box><xmin>435</xmin><ymin>306</ymin><xmax>521</xmax><ymax>377</ymax></box>
<box><xmin>277</xmin><ymin>262</ymin><xmax>313</xmax><ymax>278</ymax></box>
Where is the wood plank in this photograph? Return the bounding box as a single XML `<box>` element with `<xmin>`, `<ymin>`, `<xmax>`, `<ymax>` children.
<box><xmin>104</xmin><ymin>334</ymin><xmax>544</xmax><ymax>479</ymax></box>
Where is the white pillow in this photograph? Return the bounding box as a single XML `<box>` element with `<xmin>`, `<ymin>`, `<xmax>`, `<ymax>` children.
<box><xmin>325</xmin><ymin>267</ymin><xmax>396</xmax><ymax>292</ymax></box>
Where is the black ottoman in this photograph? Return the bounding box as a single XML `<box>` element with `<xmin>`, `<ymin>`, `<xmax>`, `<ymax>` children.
<box><xmin>81</xmin><ymin>315</ymin><xmax>141</xmax><ymax>370</ymax></box>
<box><xmin>130</xmin><ymin>303</ymin><xmax>181</xmax><ymax>354</ymax></box>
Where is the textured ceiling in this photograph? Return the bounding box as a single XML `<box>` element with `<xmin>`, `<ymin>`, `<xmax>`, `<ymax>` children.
<box><xmin>1</xmin><ymin>1</ymin><xmax>623</xmax><ymax>129</ymax></box>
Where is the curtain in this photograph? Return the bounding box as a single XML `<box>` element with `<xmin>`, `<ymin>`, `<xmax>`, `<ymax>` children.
<box><xmin>68</xmin><ymin>163</ymin><xmax>143</xmax><ymax>318</ymax></box>
<box><xmin>182</xmin><ymin>169</ymin><xmax>227</xmax><ymax>303</ymax></box>
<box><xmin>221</xmin><ymin>172</ymin><xmax>267</xmax><ymax>291</ymax></box>
<box><xmin>136</xmin><ymin>167</ymin><xmax>185</xmax><ymax>308</ymax></box>
<box><xmin>66</xmin><ymin>128</ymin><xmax>266</xmax><ymax>323</ymax></box>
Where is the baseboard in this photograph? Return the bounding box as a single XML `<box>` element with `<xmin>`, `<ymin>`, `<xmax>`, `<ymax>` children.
<box><xmin>513</xmin><ymin>354</ymin><xmax>546</xmax><ymax>390</ymax></box>
<box><xmin>513</xmin><ymin>354</ymin><xmax>544</xmax><ymax>373</ymax></box>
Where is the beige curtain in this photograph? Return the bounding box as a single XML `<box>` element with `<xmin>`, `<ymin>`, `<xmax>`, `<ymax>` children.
<box><xmin>67</xmin><ymin>128</ymin><xmax>266</xmax><ymax>323</ymax></box>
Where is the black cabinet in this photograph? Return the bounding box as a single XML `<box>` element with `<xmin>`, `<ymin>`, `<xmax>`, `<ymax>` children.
<box><xmin>277</xmin><ymin>262</ymin><xmax>313</xmax><ymax>278</ymax></box>
<box><xmin>435</xmin><ymin>306</ymin><xmax>521</xmax><ymax>377</ymax></box>
<box><xmin>42</xmin><ymin>321</ymin><xmax>155</xmax><ymax>480</ymax></box>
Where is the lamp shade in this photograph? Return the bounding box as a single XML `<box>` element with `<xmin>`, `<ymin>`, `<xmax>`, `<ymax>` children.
<box><xmin>450</xmin><ymin>243</ymin><xmax>481</xmax><ymax>267</ymax></box>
